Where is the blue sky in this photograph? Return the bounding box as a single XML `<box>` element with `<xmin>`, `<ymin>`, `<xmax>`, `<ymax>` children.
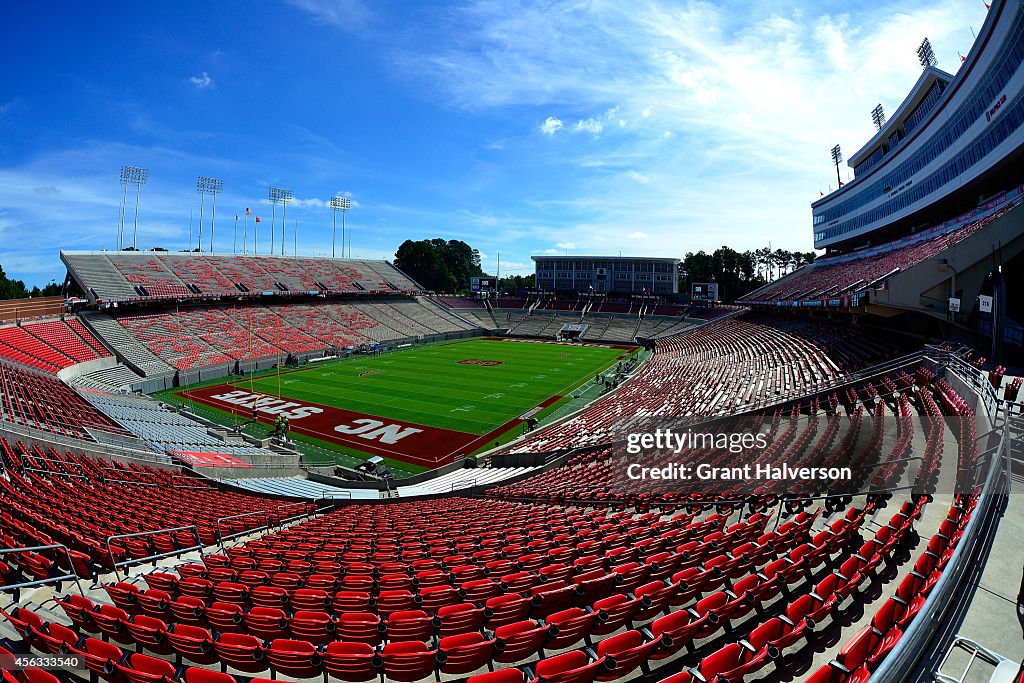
<box><xmin>0</xmin><ymin>0</ymin><xmax>988</xmax><ymax>286</ymax></box>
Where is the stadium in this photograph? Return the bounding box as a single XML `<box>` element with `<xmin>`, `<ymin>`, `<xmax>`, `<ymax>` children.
<box><xmin>0</xmin><ymin>2</ymin><xmax>1022</xmax><ymax>683</ymax></box>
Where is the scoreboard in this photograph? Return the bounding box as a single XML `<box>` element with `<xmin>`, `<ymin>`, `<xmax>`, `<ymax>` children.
<box><xmin>471</xmin><ymin>277</ymin><xmax>496</xmax><ymax>292</ymax></box>
<box><xmin>691</xmin><ymin>282</ymin><xmax>718</xmax><ymax>302</ymax></box>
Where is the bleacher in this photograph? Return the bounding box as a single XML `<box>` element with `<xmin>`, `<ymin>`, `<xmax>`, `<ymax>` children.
<box><xmin>0</xmin><ymin>387</ymin><xmax>982</xmax><ymax>683</ymax></box>
<box><xmin>0</xmin><ymin>360</ymin><xmax>129</xmax><ymax>440</ymax></box>
<box><xmin>80</xmin><ymin>390</ymin><xmax>289</xmax><ymax>460</ymax></box>
<box><xmin>62</xmin><ymin>252</ymin><xmax>423</xmax><ymax>303</ymax></box>
<box><xmin>223</xmin><ymin>477</ymin><xmax>379</xmax><ymax>500</ymax></box>
<box><xmin>508</xmin><ymin>312</ymin><xmax>910</xmax><ymax>453</ymax></box>
<box><xmin>740</xmin><ymin>199</ymin><xmax>1020</xmax><ymax>306</ymax></box>
<box><xmin>0</xmin><ymin>439</ymin><xmax>309</xmax><ymax>574</ymax></box>
<box><xmin>94</xmin><ymin>298</ymin><xmax>477</xmax><ymax>371</ymax></box>
<box><xmin>71</xmin><ymin>364</ymin><xmax>145</xmax><ymax>393</ymax></box>
<box><xmin>79</xmin><ymin>314</ymin><xmax>175</xmax><ymax>377</ymax></box>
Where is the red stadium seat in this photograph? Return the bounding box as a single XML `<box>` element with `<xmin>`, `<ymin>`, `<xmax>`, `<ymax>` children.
<box><xmin>324</xmin><ymin>641</ymin><xmax>382</xmax><ymax>682</ymax></box>
<box><xmin>213</xmin><ymin>632</ymin><xmax>269</xmax><ymax>675</ymax></box>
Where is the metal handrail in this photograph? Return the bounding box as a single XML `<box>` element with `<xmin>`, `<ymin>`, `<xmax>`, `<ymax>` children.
<box><xmin>23</xmin><ymin>468</ymin><xmax>89</xmax><ymax>480</ymax></box>
<box><xmin>870</xmin><ymin>426</ymin><xmax>1007</xmax><ymax>682</ymax></box>
<box><xmin>0</xmin><ymin>544</ymin><xmax>87</xmax><ymax>597</ymax></box>
<box><xmin>106</xmin><ymin>525</ymin><xmax>203</xmax><ymax>581</ymax></box>
<box><xmin>216</xmin><ymin>510</ymin><xmax>272</xmax><ymax>549</ymax></box>
<box><xmin>277</xmin><ymin>502</ymin><xmax>315</xmax><ymax>525</ymax></box>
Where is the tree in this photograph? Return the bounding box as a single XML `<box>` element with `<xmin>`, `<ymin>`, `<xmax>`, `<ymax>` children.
<box><xmin>498</xmin><ymin>274</ymin><xmax>535</xmax><ymax>294</ymax></box>
<box><xmin>0</xmin><ymin>264</ymin><xmax>29</xmax><ymax>300</ymax></box>
<box><xmin>394</xmin><ymin>239</ymin><xmax>486</xmax><ymax>293</ymax></box>
<box><xmin>0</xmin><ymin>264</ymin><xmax>70</xmax><ymax>300</ymax></box>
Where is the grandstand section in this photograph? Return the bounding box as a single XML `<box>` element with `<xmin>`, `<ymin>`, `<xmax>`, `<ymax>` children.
<box><xmin>504</xmin><ymin>312</ymin><xmax>913</xmax><ymax>453</ymax></box>
<box><xmin>741</xmin><ymin>187</ymin><xmax>1024</xmax><ymax>320</ymax></box>
<box><xmin>0</xmin><ymin>319</ymin><xmax>111</xmax><ymax>372</ymax></box>
<box><xmin>0</xmin><ymin>361</ymin><xmax>129</xmax><ymax>441</ymax></box>
<box><xmin>0</xmin><ymin>350</ymin><xmax>1013</xmax><ymax>683</ymax></box>
<box><xmin>62</xmin><ymin>251</ymin><xmax>419</xmax><ymax>303</ymax></box>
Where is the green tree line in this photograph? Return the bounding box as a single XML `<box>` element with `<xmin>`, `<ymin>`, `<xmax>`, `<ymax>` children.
<box><xmin>680</xmin><ymin>246</ymin><xmax>816</xmax><ymax>302</ymax></box>
<box><xmin>0</xmin><ymin>264</ymin><xmax>65</xmax><ymax>300</ymax></box>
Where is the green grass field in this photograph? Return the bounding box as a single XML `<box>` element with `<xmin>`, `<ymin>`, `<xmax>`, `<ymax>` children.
<box><xmin>244</xmin><ymin>338</ymin><xmax>628</xmax><ymax>435</ymax></box>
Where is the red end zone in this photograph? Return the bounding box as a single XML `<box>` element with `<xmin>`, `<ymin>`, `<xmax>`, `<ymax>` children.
<box><xmin>181</xmin><ymin>384</ymin><xmax>549</xmax><ymax>468</ymax></box>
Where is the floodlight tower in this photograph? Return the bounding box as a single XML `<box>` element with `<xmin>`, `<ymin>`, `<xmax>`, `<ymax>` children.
<box><xmin>830</xmin><ymin>145</ymin><xmax>843</xmax><ymax>188</ymax></box>
<box><xmin>280</xmin><ymin>189</ymin><xmax>292</xmax><ymax>256</ymax></box>
<box><xmin>197</xmin><ymin>176</ymin><xmax>223</xmax><ymax>253</ymax></box>
<box><xmin>120</xmin><ymin>165</ymin><xmax>149</xmax><ymax>250</ymax></box>
<box><xmin>917</xmin><ymin>38</ymin><xmax>937</xmax><ymax>68</ymax></box>
<box><xmin>329</xmin><ymin>195</ymin><xmax>351</xmax><ymax>258</ymax></box>
<box><xmin>871</xmin><ymin>104</ymin><xmax>886</xmax><ymax>131</ymax></box>
<box><xmin>268</xmin><ymin>187</ymin><xmax>291</xmax><ymax>255</ymax></box>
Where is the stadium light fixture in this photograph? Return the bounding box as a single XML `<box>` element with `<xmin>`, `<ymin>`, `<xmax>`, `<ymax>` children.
<box><xmin>830</xmin><ymin>145</ymin><xmax>843</xmax><ymax>188</ymax></box>
<box><xmin>120</xmin><ymin>165</ymin><xmax>149</xmax><ymax>250</ymax></box>
<box><xmin>871</xmin><ymin>104</ymin><xmax>886</xmax><ymax>131</ymax></box>
<box><xmin>197</xmin><ymin>176</ymin><xmax>223</xmax><ymax>253</ymax></box>
<box><xmin>280</xmin><ymin>189</ymin><xmax>292</xmax><ymax>256</ymax></box>
<box><xmin>917</xmin><ymin>37</ymin><xmax>937</xmax><ymax>68</ymax></box>
<box><xmin>330</xmin><ymin>195</ymin><xmax>351</xmax><ymax>258</ymax></box>
<box><xmin>268</xmin><ymin>187</ymin><xmax>291</xmax><ymax>255</ymax></box>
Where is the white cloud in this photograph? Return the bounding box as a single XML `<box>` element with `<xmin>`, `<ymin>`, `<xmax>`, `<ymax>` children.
<box><xmin>405</xmin><ymin>0</ymin><xmax>985</xmax><ymax>258</ymax></box>
<box><xmin>539</xmin><ymin>116</ymin><xmax>564</xmax><ymax>136</ymax></box>
<box><xmin>573</xmin><ymin>118</ymin><xmax>604</xmax><ymax>135</ymax></box>
<box><xmin>628</xmin><ymin>231</ymin><xmax>648</xmax><ymax>239</ymax></box>
<box><xmin>543</xmin><ymin>248</ymin><xmax>558</xmax><ymax>254</ymax></box>
<box><xmin>289</xmin><ymin>197</ymin><xmax>327</xmax><ymax>208</ymax></box>
<box><xmin>189</xmin><ymin>72</ymin><xmax>213</xmax><ymax>89</ymax></box>
<box><xmin>286</xmin><ymin>0</ymin><xmax>373</xmax><ymax>30</ymax></box>
<box><xmin>555</xmin><ymin>241</ymin><xmax>576</xmax><ymax>250</ymax></box>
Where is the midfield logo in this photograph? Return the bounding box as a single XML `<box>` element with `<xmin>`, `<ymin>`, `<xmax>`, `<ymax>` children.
<box><xmin>456</xmin><ymin>359</ymin><xmax>504</xmax><ymax>366</ymax></box>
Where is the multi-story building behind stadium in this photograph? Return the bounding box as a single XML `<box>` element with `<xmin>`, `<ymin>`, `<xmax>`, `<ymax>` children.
<box><xmin>532</xmin><ymin>255</ymin><xmax>679</xmax><ymax>295</ymax></box>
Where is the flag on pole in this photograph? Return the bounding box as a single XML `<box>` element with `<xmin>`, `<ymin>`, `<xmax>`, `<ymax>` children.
<box><xmin>235</xmin><ymin>214</ymin><xmax>239</xmax><ymax>221</ymax></box>
<box><xmin>255</xmin><ymin>217</ymin><xmax>261</xmax><ymax>223</ymax></box>
<box><xmin>245</xmin><ymin>207</ymin><xmax>252</xmax><ymax>216</ymax></box>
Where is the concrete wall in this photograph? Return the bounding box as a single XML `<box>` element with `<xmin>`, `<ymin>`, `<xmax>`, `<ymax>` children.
<box><xmin>56</xmin><ymin>355</ymin><xmax>119</xmax><ymax>382</ymax></box>
<box><xmin>870</xmin><ymin>209</ymin><xmax>1024</xmax><ymax>320</ymax></box>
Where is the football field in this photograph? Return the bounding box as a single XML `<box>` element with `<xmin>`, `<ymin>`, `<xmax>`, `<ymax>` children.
<box><xmin>182</xmin><ymin>338</ymin><xmax>633</xmax><ymax>467</ymax></box>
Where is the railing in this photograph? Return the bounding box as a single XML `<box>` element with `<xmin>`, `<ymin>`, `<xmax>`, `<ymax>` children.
<box><xmin>0</xmin><ymin>417</ymin><xmax>174</xmax><ymax>468</ymax></box>
<box><xmin>0</xmin><ymin>544</ymin><xmax>87</xmax><ymax>597</ymax></box>
<box><xmin>106</xmin><ymin>525</ymin><xmax>203</xmax><ymax>581</ymax></box>
<box><xmin>216</xmin><ymin>511</ymin><xmax>272</xmax><ymax>549</ymax></box>
<box><xmin>870</xmin><ymin>426</ymin><xmax>1009</xmax><ymax>682</ymax></box>
<box><xmin>23</xmin><ymin>468</ymin><xmax>89</xmax><ymax>481</ymax></box>
<box><xmin>943</xmin><ymin>352</ymin><xmax>1003</xmax><ymax>426</ymax></box>
<box><xmin>277</xmin><ymin>502</ymin><xmax>316</xmax><ymax>525</ymax></box>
